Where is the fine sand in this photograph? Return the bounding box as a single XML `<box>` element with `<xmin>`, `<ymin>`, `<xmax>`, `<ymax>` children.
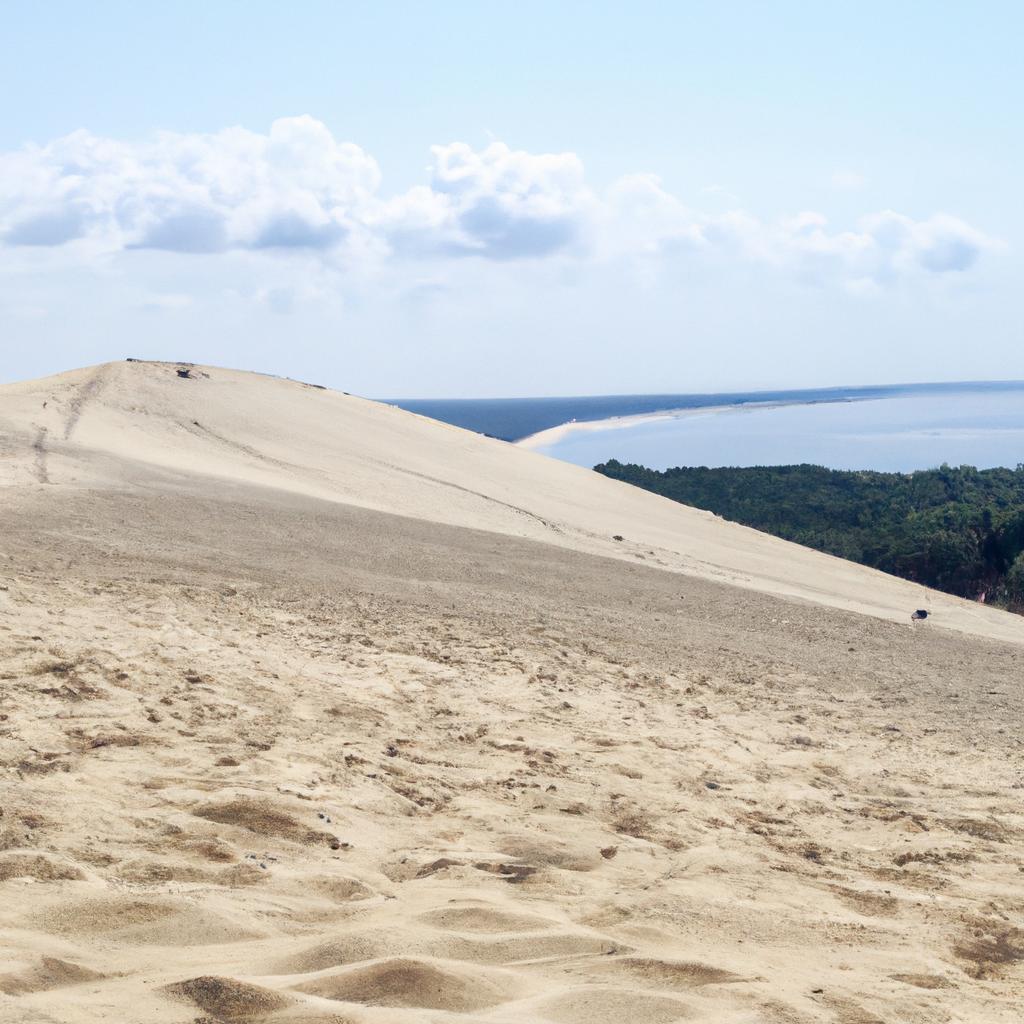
<box><xmin>514</xmin><ymin>401</ymin><xmax>787</xmax><ymax>452</ymax></box>
<box><xmin>1</xmin><ymin>360</ymin><xmax>1022</xmax><ymax>1023</ymax></box>
<box><xmin>515</xmin><ymin>408</ymin><xmax>690</xmax><ymax>450</ymax></box>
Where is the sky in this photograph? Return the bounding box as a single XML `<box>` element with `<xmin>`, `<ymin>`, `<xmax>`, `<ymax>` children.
<box><xmin>1</xmin><ymin>1</ymin><xmax>1021</xmax><ymax>397</ymax></box>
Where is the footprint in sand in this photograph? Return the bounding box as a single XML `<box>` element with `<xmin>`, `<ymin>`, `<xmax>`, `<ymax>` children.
<box><xmin>0</xmin><ymin>957</ymin><xmax>105</xmax><ymax>996</ymax></box>
<box><xmin>586</xmin><ymin>956</ymin><xmax>746</xmax><ymax>990</ymax></box>
<box><xmin>292</xmin><ymin>956</ymin><xmax>524</xmax><ymax>1013</ymax></box>
<box><xmin>32</xmin><ymin>894</ymin><xmax>265</xmax><ymax>946</ymax></box>
<box><xmin>164</xmin><ymin>975</ymin><xmax>292</xmax><ymax>1020</ymax></box>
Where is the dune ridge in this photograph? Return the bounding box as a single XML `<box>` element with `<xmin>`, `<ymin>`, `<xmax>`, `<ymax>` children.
<box><xmin>1</xmin><ymin>359</ymin><xmax>1020</xmax><ymax>642</ymax></box>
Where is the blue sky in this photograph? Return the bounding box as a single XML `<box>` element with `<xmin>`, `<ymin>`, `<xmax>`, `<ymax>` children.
<box><xmin>1</xmin><ymin>1</ymin><xmax>1020</xmax><ymax>396</ymax></box>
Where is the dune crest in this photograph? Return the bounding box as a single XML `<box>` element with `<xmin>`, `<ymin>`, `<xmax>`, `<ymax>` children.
<box><xmin>1</xmin><ymin>359</ymin><xmax>1019</xmax><ymax>641</ymax></box>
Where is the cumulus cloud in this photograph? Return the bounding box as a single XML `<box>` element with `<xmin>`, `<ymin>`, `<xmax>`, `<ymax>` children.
<box><xmin>376</xmin><ymin>142</ymin><xmax>593</xmax><ymax>260</ymax></box>
<box><xmin>602</xmin><ymin>180</ymin><xmax>992</xmax><ymax>286</ymax></box>
<box><xmin>769</xmin><ymin>209</ymin><xmax>989</xmax><ymax>285</ymax></box>
<box><xmin>0</xmin><ymin>117</ymin><xmax>995</xmax><ymax>285</ymax></box>
<box><xmin>6</xmin><ymin>205</ymin><xmax>89</xmax><ymax>246</ymax></box>
<box><xmin>0</xmin><ymin>116</ymin><xmax>379</xmax><ymax>255</ymax></box>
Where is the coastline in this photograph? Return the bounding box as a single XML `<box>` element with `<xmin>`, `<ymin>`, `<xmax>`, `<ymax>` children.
<box><xmin>515</xmin><ymin>397</ymin><xmax>853</xmax><ymax>451</ymax></box>
<box><xmin>392</xmin><ymin>380</ymin><xmax>1024</xmax><ymax>445</ymax></box>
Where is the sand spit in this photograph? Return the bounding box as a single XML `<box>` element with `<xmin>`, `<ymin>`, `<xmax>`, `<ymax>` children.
<box><xmin>514</xmin><ymin>399</ymin><xmax>804</xmax><ymax>451</ymax></box>
<box><xmin>1</xmin><ymin>360</ymin><xmax>1022</xmax><ymax>1022</ymax></box>
<box><xmin>515</xmin><ymin>408</ymin><xmax>690</xmax><ymax>449</ymax></box>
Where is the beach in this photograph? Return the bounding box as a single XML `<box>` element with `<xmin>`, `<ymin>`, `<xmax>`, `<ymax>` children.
<box><xmin>519</xmin><ymin>389</ymin><xmax>1024</xmax><ymax>473</ymax></box>
<box><xmin>515</xmin><ymin>400</ymin><xmax>805</xmax><ymax>452</ymax></box>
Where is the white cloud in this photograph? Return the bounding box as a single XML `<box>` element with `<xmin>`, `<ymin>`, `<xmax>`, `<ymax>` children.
<box><xmin>776</xmin><ymin>210</ymin><xmax>991</xmax><ymax>284</ymax></box>
<box><xmin>0</xmin><ymin>117</ymin><xmax>996</xmax><ymax>286</ymax></box>
<box><xmin>0</xmin><ymin>116</ymin><xmax>379</xmax><ymax>255</ymax></box>
<box><xmin>604</xmin><ymin>188</ymin><xmax>993</xmax><ymax>286</ymax></box>
<box><xmin>377</xmin><ymin>142</ymin><xmax>594</xmax><ymax>260</ymax></box>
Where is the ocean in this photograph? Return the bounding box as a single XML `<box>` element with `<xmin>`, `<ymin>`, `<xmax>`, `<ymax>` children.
<box><xmin>387</xmin><ymin>381</ymin><xmax>1024</xmax><ymax>472</ymax></box>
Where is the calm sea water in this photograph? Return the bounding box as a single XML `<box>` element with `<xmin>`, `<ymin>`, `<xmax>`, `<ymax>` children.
<box><xmin>389</xmin><ymin>382</ymin><xmax>1024</xmax><ymax>472</ymax></box>
<box><xmin>388</xmin><ymin>382</ymin><xmax>1000</xmax><ymax>443</ymax></box>
<box><xmin>533</xmin><ymin>390</ymin><xmax>1024</xmax><ymax>472</ymax></box>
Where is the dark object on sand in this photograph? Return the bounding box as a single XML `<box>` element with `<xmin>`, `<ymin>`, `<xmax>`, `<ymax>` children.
<box><xmin>612</xmin><ymin>535</ymin><xmax>624</xmax><ymax>542</ymax></box>
<box><xmin>176</xmin><ymin>367</ymin><xmax>193</xmax><ymax>379</ymax></box>
<box><xmin>911</xmin><ymin>609</ymin><xmax>929</xmax><ymax>621</ymax></box>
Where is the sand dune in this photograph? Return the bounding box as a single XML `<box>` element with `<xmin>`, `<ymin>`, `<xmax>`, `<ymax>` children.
<box><xmin>1</xmin><ymin>359</ymin><xmax>1019</xmax><ymax>641</ymax></box>
<box><xmin>1</xmin><ymin>359</ymin><xmax>1022</xmax><ymax>1022</ymax></box>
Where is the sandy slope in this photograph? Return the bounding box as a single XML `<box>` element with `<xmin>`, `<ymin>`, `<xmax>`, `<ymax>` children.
<box><xmin>1</xmin><ymin>360</ymin><xmax>1019</xmax><ymax>642</ymax></box>
<box><xmin>1</xmin><ymin>360</ymin><xmax>1022</xmax><ymax>1024</ymax></box>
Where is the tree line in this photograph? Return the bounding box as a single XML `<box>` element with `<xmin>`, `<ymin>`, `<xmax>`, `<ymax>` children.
<box><xmin>594</xmin><ymin>460</ymin><xmax>1024</xmax><ymax>611</ymax></box>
